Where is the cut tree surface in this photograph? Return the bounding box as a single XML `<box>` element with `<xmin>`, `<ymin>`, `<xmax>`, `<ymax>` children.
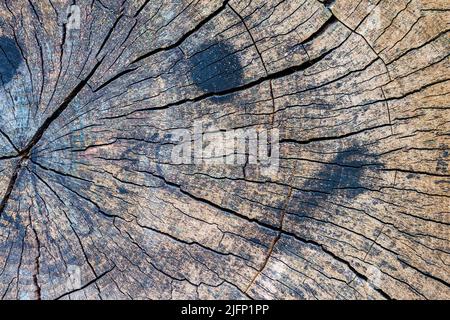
<box><xmin>0</xmin><ymin>0</ymin><xmax>449</xmax><ymax>300</ymax></box>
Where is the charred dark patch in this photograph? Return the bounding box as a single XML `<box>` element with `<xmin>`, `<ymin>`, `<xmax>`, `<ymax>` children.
<box><xmin>436</xmin><ymin>144</ymin><xmax>449</xmax><ymax>174</ymax></box>
<box><xmin>0</xmin><ymin>36</ymin><xmax>23</xmax><ymax>84</ymax></box>
<box><xmin>118</xmin><ymin>186</ymin><xmax>129</xmax><ymax>194</ymax></box>
<box><xmin>290</xmin><ymin>146</ymin><xmax>382</xmax><ymax>212</ymax></box>
<box><xmin>190</xmin><ymin>41</ymin><xmax>243</xmax><ymax>94</ymax></box>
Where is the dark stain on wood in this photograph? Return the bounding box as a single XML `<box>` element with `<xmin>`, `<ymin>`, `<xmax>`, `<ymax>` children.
<box><xmin>295</xmin><ymin>146</ymin><xmax>382</xmax><ymax>208</ymax></box>
<box><xmin>436</xmin><ymin>144</ymin><xmax>449</xmax><ymax>174</ymax></box>
<box><xmin>0</xmin><ymin>36</ymin><xmax>22</xmax><ymax>84</ymax></box>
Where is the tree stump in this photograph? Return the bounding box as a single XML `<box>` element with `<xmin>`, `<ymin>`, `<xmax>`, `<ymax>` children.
<box><xmin>0</xmin><ymin>0</ymin><xmax>449</xmax><ymax>300</ymax></box>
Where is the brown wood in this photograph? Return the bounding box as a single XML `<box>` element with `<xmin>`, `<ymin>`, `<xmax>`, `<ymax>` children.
<box><xmin>0</xmin><ymin>0</ymin><xmax>449</xmax><ymax>300</ymax></box>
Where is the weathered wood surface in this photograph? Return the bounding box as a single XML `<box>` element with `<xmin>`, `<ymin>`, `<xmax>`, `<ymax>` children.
<box><xmin>0</xmin><ymin>0</ymin><xmax>449</xmax><ymax>300</ymax></box>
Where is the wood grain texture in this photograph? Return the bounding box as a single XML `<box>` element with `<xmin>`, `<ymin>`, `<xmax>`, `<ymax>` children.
<box><xmin>0</xmin><ymin>0</ymin><xmax>449</xmax><ymax>300</ymax></box>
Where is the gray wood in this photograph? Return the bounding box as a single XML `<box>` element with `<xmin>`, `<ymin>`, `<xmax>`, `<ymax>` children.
<box><xmin>0</xmin><ymin>0</ymin><xmax>449</xmax><ymax>300</ymax></box>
